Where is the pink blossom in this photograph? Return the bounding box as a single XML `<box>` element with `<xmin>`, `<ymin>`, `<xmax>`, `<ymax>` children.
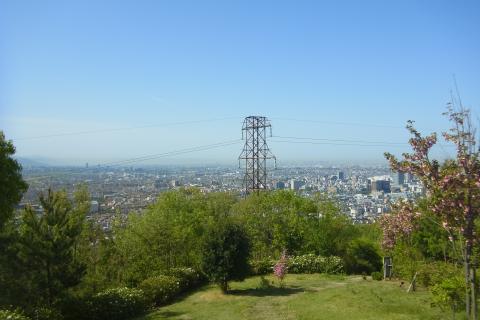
<box><xmin>273</xmin><ymin>250</ymin><xmax>288</xmax><ymax>282</ymax></box>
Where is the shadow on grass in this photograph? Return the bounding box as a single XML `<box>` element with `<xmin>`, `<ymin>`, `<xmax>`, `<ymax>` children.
<box><xmin>228</xmin><ymin>286</ymin><xmax>306</xmax><ymax>297</ymax></box>
<box><xmin>153</xmin><ymin>310</ymin><xmax>186</xmax><ymax>319</ymax></box>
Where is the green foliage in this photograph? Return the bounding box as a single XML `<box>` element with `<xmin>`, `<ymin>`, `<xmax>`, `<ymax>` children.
<box><xmin>252</xmin><ymin>254</ymin><xmax>343</xmax><ymax>275</ymax></box>
<box><xmin>201</xmin><ymin>221</ymin><xmax>251</xmax><ymax>292</ymax></box>
<box><xmin>411</xmin><ymin>201</ymin><xmax>453</xmax><ymax>261</ymax></box>
<box><xmin>0</xmin><ymin>131</ymin><xmax>28</xmax><ymax>228</ymax></box>
<box><xmin>31</xmin><ymin>306</ymin><xmax>64</xmax><ymax>320</ymax></box>
<box><xmin>257</xmin><ymin>276</ymin><xmax>272</xmax><ymax>289</ymax></box>
<box><xmin>391</xmin><ymin>242</ymin><xmax>423</xmax><ymax>280</ymax></box>
<box><xmin>233</xmin><ymin>191</ymin><xmax>317</xmax><ymax>259</ymax></box>
<box><xmin>0</xmin><ymin>309</ymin><xmax>31</xmax><ymax>320</ymax></box>
<box><xmin>250</xmin><ymin>259</ymin><xmax>275</xmax><ymax>275</ymax></box>
<box><xmin>371</xmin><ymin>271</ymin><xmax>383</xmax><ymax>281</ymax></box>
<box><xmin>112</xmin><ymin>189</ymin><xmax>237</xmax><ymax>285</ymax></box>
<box><xmin>416</xmin><ymin>262</ymin><xmax>460</xmax><ymax>288</ymax></box>
<box><xmin>431</xmin><ymin>275</ymin><xmax>466</xmax><ymax>313</ymax></box>
<box><xmin>17</xmin><ymin>189</ymin><xmax>87</xmax><ymax>307</ymax></box>
<box><xmin>0</xmin><ymin>132</ymin><xmax>28</xmax><ymax>308</ymax></box>
<box><xmin>164</xmin><ymin>267</ymin><xmax>205</xmax><ymax>292</ymax></box>
<box><xmin>139</xmin><ymin>275</ymin><xmax>181</xmax><ymax>306</ymax></box>
<box><xmin>87</xmin><ymin>287</ymin><xmax>147</xmax><ymax>320</ymax></box>
<box><xmin>288</xmin><ymin>254</ymin><xmax>343</xmax><ymax>274</ymax></box>
<box><xmin>308</xmin><ymin>195</ymin><xmax>358</xmax><ymax>258</ymax></box>
<box><xmin>343</xmin><ymin>239</ymin><xmax>382</xmax><ymax>274</ymax></box>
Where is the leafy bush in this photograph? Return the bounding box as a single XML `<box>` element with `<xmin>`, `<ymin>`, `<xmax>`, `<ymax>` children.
<box><xmin>87</xmin><ymin>287</ymin><xmax>147</xmax><ymax>320</ymax></box>
<box><xmin>288</xmin><ymin>254</ymin><xmax>343</xmax><ymax>274</ymax></box>
<box><xmin>250</xmin><ymin>259</ymin><xmax>275</xmax><ymax>275</ymax></box>
<box><xmin>371</xmin><ymin>271</ymin><xmax>383</xmax><ymax>281</ymax></box>
<box><xmin>31</xmin><ymin>307</ymin><xmax>64</xmax><ymax>320</ymax></box>
<box><xmin>257</xmin><ymin>276</ymin><xmax>272</xmax><ymax>289</ymax></box>
<box><xmin>417</xmin><ymin>262</ymin><xmax>460</xmax><ymax>287</ymax></box>
<box><xmin>0</xmin><ymin>309</ymin><xmax>31</xmax><ymax>320</ymax></box>
<box><xmin>343</xmin><ymin>239</ymin><xmax>382</xmax><ymax>274</ymax></box>
<box><xmin>251</xmin><ymin>254</ymin><xmax>343</xmax><ymax>275</ymax></box>
<box><xmin>431</xmin><ymin>275</ymin><xmax>466</xmax><ymax>313</ymax></box>
<box><xmin>201</xmin><ymin>221</ymin><xmax>251</xmax><ymax>292</ymax></box>
<box><xmin>139</xmin><ymin>275</ymin><xmax>181</xmax><ymax>306</ymax></box>
<box><xmin>164</xmin><ymin>267</ymin><xmax>205</xmax><ymax>292</ymax></box>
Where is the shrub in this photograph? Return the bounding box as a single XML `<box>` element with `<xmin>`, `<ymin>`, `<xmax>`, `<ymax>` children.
<box><xmin>250</xmin><ymin>259</ymin><xmax>275</xmax><ymax>275</ymax></box>
<box><xmin>31</xmin><ymin>307</ymin><xmax>64</xmax><ymax>320</ymax></box>
<box><xmin>417</xmin><ymin>262</ymin><xmax>460</xmax><ymax>287</ymax></box>
<box><xmin>371</xmin><ymin>271</ymin><xmax>383</xmax><ymax>281</ymax></box>
<box><xmin>251</xmin><ymin>254</ymin><xmax>343</xmax><ymax>275</ymax></box>
<box><xmin>431</xmin><ymin>275</ymin><xmax>466</xmax><ymax>313</ymax></box>
<box><xmin>164</xmin><ymin>267</ymin><xmax>205</xmax><ymax>292</ymax></box>
<box><xmin>257</xmin><ymin>276</ymin><xmax>272</xmax><ymax>289</ymax></box>
<box><xmin>87</xmin><ymin>287</ymin><xmax>147</xmax><ymax>320</ymax></box>
<box><xmin>0</xmin><ymin>309</ymin><xmax>31</xmax><ymax>320</ymax></box>
<box><xmin>288</xmin><ymin>254</ymin><xmax>343</xmax><ymax>274</ymax></box>
<box><xmin>58</xmin><ymin>293</ymin><xmax>93</xmax><ymax>320</ymax></box>
<box><xmin>139</xmin><ymin>275</ymin><xmax>181</xmax><ymax>306</ymax></box>
<box><xmin>273</xmin><ymin>250</ymin><xmax>289</xmax><ymax>285</ymax></box>
<box><xmin>201</xmin><ymin>221</ymin><xmax>251</xmax><ymax>292</ymax></box>
<box><xmin>343</xmin><ymin>239</ymin><xmax>382</xmax><ymax>274</ymax></box>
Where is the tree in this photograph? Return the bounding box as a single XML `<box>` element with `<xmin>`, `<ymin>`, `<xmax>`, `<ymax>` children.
<box><xmin>233</xmin><ymin>191</ymin><xmax>319</xmax><ymax>259</ymax></box>
<box><xmin>384</xmin><ymin>105</ymin><xmax>480</xmax><ymax>319</ymax></box>
<box><xmin>201</xmin><ymin>221</ymin><xmax>251</xmax><ymax>292</ymax></box>
<box><xmin>112</xmin><ymin>189</ymin><xmax>237</xmax><ymax>286</ymax></box>
<box><xmin>343</xmin><ymin>239</ymin><xmax>382</xmax><ymax>275</ymax></box>
<box><xmin>0</xmin><ymin>131</ymin><xmax>27</xmax><ymax>228</ymax></box>
<box><xmin>18</xmin><ymin>189</ymin><xmax>87</xmax><ymax>308</ymax></box>
<box><xmin>0</xmin><ymin>132</ymin><xmax>28</xmax><ymax>307</ymax></box>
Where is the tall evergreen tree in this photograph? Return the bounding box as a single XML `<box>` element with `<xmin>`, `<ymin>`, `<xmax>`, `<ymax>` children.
<box><xmin>0</xmin><ymin>131</ymin><xmax>27</xmax><ymax>228</ymax></box>
<box><xmin>0</xmin><ymin>131</ymin><xmax>28</xmax><ymax>307</ymax></box>
<box><xmin>18</xmin><ymin>189</ymin><xmax>87</xmax><ymax>307</ymax></box>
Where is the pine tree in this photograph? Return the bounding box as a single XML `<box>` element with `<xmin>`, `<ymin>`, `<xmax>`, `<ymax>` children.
<box><xmin>18</xmin><ymin>189</ymin><xmax>87</xmax><ymax>307</ymax></box>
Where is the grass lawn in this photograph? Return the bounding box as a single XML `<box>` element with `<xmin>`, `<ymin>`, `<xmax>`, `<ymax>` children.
<box><xmin>139</xmin><ymin>274</ymin><xmax>452</xmax><ymax>320</ymax></box>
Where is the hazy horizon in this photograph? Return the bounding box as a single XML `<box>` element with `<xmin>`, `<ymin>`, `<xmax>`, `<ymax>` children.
<box><xmin>1</xmin><ymin>1</ymin><xmax>479</xmax><ymax>165</ymax></box>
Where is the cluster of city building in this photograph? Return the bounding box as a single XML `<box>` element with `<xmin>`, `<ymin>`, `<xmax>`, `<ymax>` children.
<box><xmin>19</xmin><ymin>164</ymin><xmax>425</xmax><ymax>229</ymax></box>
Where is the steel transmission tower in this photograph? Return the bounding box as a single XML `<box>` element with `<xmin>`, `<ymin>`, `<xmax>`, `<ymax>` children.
<box><xmin>238</xmin><ymin>116</ymin><xmax>276</xmax><ymax>195</ymax></box>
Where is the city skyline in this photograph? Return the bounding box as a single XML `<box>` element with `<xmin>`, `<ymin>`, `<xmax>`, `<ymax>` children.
<box><xmin>1</xmin><ymin>0</ymin><xmax>479</xmax><ymax>165</ymax></box>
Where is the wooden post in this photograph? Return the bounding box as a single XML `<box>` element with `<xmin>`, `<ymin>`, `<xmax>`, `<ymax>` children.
<box><xmin>407</xmin><ymin>272</ymin><xmax>417</xmax><ymax>293</ymax></box>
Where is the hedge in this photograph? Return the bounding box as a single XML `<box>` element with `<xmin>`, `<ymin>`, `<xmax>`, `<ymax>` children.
<box><xmin>87</xmin><ymin>287</ymin><xmax>148</xmax><ymax>320</ymax></box>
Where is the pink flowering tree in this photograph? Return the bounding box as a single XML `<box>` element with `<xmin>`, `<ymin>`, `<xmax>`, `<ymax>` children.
<box><xmin>379</xmin><ymin>200</ymin><xmax>423</xmax><ymax>285</ymax></box>
<box><xmin>379</xmin><ymin>200</ymin><xmax>419</xmax><ymax>251</ymax></box>
<box><xmin>273</xmin><ymin>250</ymin><xmax>288</xmax><ymax>287</ymax></box>
<box><xmin>383</xmin><ymin>105</ymin><xmax>480</xmax><ymax>319</ymax></box>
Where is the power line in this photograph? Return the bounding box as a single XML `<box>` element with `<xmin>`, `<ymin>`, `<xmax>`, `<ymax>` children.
<box><xmin>23</xmin><ymin>139</ymin><xmax>242</xmax><ymax>181</ymax></box>
<box><xmin>270</xmin><ymin>117</ymin><xmax>405</xmax><ymax>129</ymax></box>
<box><xmin>270</xmin><ymin>138</ymin><xmax>455</xmax><ymax>149</ymax></box>
<box><xmin>270</xmin><ymin>139</ymin><xmax>407</xmax><ymax>148</ymax></box>
<box><xmin>272</xmin><ymin>135</ymin><xmax>408</xmax><ymax>145</ymax></box>
<box><xmin>14</xmin><ymin>117</ymin><xmax>242</xmax><ymax>141</ymax></box>
<box><xmin>99</xmin><ymin>140</ymin><xmax>241</xmax><ymax>167</ymax></box>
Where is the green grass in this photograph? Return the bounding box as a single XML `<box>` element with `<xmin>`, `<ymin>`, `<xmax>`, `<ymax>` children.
<box><xmin>138</xmin><ymin>274</ymin><xmax>452</xmax><ymax>320</ymax></box>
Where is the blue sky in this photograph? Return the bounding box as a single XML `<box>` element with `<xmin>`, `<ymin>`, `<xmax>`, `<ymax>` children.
<box><xmin>1</xmin><ymin>0</ymin><xmax>479</xmax><ymax>165</ymax></box>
